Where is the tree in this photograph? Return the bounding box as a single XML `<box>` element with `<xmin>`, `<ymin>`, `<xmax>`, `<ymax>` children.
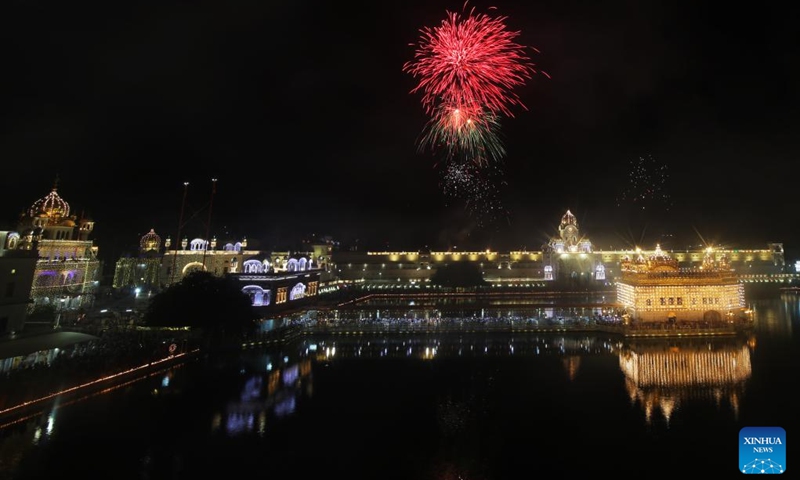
<box><xmin>143</xmin><ymin>271</ymin><xmax>259</xmax><ymax>341</ymax></box>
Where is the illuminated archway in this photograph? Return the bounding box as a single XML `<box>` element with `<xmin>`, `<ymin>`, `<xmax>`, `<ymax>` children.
<box><xmin>189</xmin><ymin>238</ymin><xmax>208</xmax><ymax>251</ymax></box>
<box><xmin>703</xmin><ymin>310</ymin><xmax>723</xmax><ymax>325</ymax></box>
<box><xmin>243</xmin><ymin>259</ymin><xmax>265</xmax><ymax>273</ymax></box>
<box><xmin>289</xmin><ymin>283</ymin><xmax>306</xmax><ymax>301</ymax></box>
<box><xmin>286</xmin><ymin>258</ymin><xmax>299</xmax><ymax>272</ymax></box>
<box><xmin>182</xmin><ymin>262</ymin><xmax>206</xmax><ymax>277</ymax></box>
<box><xmin>242</xmin><ymin>285</ymin><xmax>271</xmax><ymax>306</ymax></box>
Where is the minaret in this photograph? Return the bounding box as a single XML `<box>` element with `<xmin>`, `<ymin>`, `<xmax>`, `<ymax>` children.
<box><xmin>78</xmin><ymin>210</ymin><xmax>95</xmax><ymax>241</ymax></box>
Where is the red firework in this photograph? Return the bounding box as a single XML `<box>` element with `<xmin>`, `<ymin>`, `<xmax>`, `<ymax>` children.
<box><xmin>403</xmin><ymin>4</ymin><xmax>545</xmax><ymax>118</ymax></box>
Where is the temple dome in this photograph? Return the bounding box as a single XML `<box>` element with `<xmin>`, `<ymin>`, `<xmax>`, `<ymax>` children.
<box><xmin>648</xmin><ymin>244</ymin><xmax>671</xmax><ymax>262</ymax></box>
<box><xmin>29</xmin><ymin>188</ymin><xmax>70</xmax><ymax>221</ymax></box>
<box><xmin>560</xmin><ymin>209</ymin><xmax>577</xmax><ymax>227</ymax></box>
<box><xmin>140</xmin><ymin>228</ymin><xmax>162</xmax><ymax>252</ymax></box>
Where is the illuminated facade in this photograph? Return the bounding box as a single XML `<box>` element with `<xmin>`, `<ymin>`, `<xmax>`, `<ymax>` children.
<box><xmin>232</xmin><ymin>269</ymin><xmax>321</xmax><ymax>309</ymax></box>
<box><xmin>159</xmin><ymin>236</ymin><xmax>332</xmax><ymax>288</ymax></box>
<box><xmin>615</xmin><ymin>245</ymin><xmax>747</xmax><ymax>324</ymax></box>
<box><xmin>112</xmin><ymin>229</ymin><xmax>163</xmax><ymax>291</ymax></box>
<box><xmin>543</xmin><ymin>209</ymin><xmax>601</xmax><ymax>283</ymax></box>
<box><xmin>330</xmin><ymin>210</ymin><xmax>786</xmax><ymax>288</ymax></box>
<box><xmin>0</xmin><ymin>231</ymin><xmax>38</xmax><ymax>335</ymax></box>
<box><xmin>157</xmin><ymin>235</ymin><xmax>328</xmax><ymax>309</ymax></box>
<box><xmin>15</xmin><ymin>182</ymin><xmax>101</xmax><ymax>313</ymax></box>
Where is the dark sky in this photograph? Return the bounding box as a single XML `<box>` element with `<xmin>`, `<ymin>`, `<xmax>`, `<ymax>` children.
<box><xmin>2</xmin><ymin>1</ymin><xmax>799</xmax><ymax>261</ymax></box>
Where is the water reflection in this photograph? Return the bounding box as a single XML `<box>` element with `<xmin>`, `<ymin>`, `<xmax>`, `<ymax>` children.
<box><xmin>748</xmin><ymin>293</ymin><xmax>798</xmax><ymax>336</ymax></box>
<box><xmin>302</xmin><ymin>334</ymin><xmax>619</xmax><ymax>361</ymax></box>
<box><xmin>210</xmin><ymin>358</ymin><xmax>312</xmax><ymax>437</ymax></box>
<box><xmin>0</xmin><ymin>297</ymin><xmax>795</xmax><ymax>479</ymax></box>
<box><xmin>619</xmin><ymin>337</ymin><xmax>753</xmax><ymax>425</ymax></box>
<box><xmin>299</xmin><ymin>332</ymin><xmax>755</xmax><ymax>428</ymax></box>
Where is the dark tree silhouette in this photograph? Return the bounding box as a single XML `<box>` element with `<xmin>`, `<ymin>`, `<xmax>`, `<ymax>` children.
<box><xmin>143</xmin><ymin>271</ymin><xmax>259</xmax><ymax>342</ymax></box>
<box><xmin>429</xmin><ymin>262</ymin><xmax>488</xmax><ymax>288</ymax></box>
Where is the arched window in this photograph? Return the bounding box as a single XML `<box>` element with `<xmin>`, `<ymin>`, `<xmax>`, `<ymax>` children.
<box><xmin>243</xmin><ymin>260</ymin><xmax>264</xmax><ymax>273</ymax></box>
<box><xmin>242</xmin><ymin>285</ymin><xmax>270</xmax><ymax>306</ymax></box>
<box><xmin>190</xmin><ymin>239</ymin><xmax>208</xmax><ymax>251</ymax></box>
<box><xmin>6</xmin><ymin>232</ymin><xmax>20</xmax><ymax>249</ymax></box>
<box><xmin>595</xmin><ymin>264</ymin><xmax>606</xmax><ymax>280</ymax></box>
<box><xmin>289</xmin><ymin>283</ymin><xmax>306</xmax><ymax>301</ymax></box>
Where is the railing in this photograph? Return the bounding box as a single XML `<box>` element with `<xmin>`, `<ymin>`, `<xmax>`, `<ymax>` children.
<box><xmin>290</xmin><ymin>320</ymin><xmax>750</xmax><ymax>338</ymax></box>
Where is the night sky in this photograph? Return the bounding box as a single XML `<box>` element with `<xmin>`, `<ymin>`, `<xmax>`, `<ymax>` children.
<box><xmin>2</xmin><ymin>1</ymin><xmax>799</xmax><ymax>262</ymax></box>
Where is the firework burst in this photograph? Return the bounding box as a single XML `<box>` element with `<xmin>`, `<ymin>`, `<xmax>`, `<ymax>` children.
<box><xmin>405</xmin><ymin>3</ymin><xmax>545</xmax><ymax>225</ymax></box>
<box><xmin>403</xmin><ymin>4</ymin><xmax>544</xmax><ymax>118</ymax></box>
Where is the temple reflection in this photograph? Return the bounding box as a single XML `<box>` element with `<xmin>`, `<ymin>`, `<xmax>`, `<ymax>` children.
<box><xmin>298</xmin><ymin>332</ymin><xmax>755</xmax><ymax>427</ymax></box>
<box><xmin>215</xmin><ymin>333</ymin><xmax>757</xmax><ymax>436</ymax></box>
<box><xmin>618</xmin><ymin>337</ymin><xmax>753</xmax><ymax>425</ymax></box>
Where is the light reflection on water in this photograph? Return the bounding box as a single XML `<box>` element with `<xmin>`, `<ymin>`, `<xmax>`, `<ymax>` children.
<box><xmin>194</xmin><ymin>330</ymin><xmax>760</xmax><ymax>443</ymax></box>
<box><xmin>0</xmin><ymin>296</ymin><xmax>795</xmax><ymax>478</ymax></box>
<box><xmin>618</xmin><ymin>338</ymin><xmax>752</xmax><ymax>425</ymax></box>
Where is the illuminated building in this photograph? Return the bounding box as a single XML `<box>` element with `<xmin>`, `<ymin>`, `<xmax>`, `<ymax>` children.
<box><xmin>330</xmin><ymin>210</ymin><xmax>786</xmax><ymax>288</ymax></box>
<box><xmin>159</xmin><ymin>236</ymin><xmax>326</xmax><ymax>284</ymax></box>
<box><xmin>543</xmin><ymin>209</ymin><xmax>600</xmax><ymax>282</ymax></box>
<box><xmin>618</xmin><ymin>338</ymin><xmax>752</xmax><ymax>424</ymax></box>
<box><xmin>15</xmin><ymin>181</ymin><xmax>101</xmax><ymax>316</ymax></box>
<box><xmin>616</xmin><ymin>245</ymin><xmax>747</xmax><ymax>324</ymax></box>
<box><xmin>157</xmin><ymin>235</ymin><xmax>327</xmax><ymax>310</ymax></box>
<box><xmin>0</xmin><ymin>230</ymin><xmax>38</xmax><ymax>335</ymax></box>
<box><xmin>112</xmin><ymin>229</ymin><xmax>163</xmax><ymax>292</ymax></box>
<box><xmin>160</xmin><ymin>235</ymin><xmax>252</xmax><ymax>285</ymax></box>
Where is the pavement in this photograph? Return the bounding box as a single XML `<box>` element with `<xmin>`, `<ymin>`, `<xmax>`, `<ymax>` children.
<box><xmin>0</xmin><ymin>329</ymin><xmax>100</xmax><ymax>359</ymax></box>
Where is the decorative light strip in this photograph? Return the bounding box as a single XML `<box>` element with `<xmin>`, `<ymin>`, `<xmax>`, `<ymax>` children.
<box><xmin>0</xmin><ymin>349</ymin><xmax>200</xmax><ymax>418</ymax></box>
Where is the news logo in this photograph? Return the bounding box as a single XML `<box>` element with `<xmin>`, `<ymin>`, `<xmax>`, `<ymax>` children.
<box><xmin>740</xmin><ymin>426</ymin><xmax>786</xmax><ymax>474</ymax></box>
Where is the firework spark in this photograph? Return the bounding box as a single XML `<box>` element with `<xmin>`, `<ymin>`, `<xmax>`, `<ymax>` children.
<box><xmin>616</xmin><ymin>154</ymin><xmax>673</xmax><ymax>211</ymax></box>
<box><xmin>440</xmin><ymin>157</ymin><xmax>509</xmax><ymax>226</ymax></box>
<box><xmin>418</xmin><ymin>102</ymin><xmax>506</xmax><ymax>165</ymax></box>
<box><xmin>403</xmin><ymin>4</ymin><xmax>543</xmax><ymax>118</ymax></box>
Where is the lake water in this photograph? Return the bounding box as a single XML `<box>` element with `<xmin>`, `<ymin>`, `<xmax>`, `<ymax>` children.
<box><xmin>1</xmin><ymin>292</ymin><xmax>797</xmax><ymax>478</ymax></box>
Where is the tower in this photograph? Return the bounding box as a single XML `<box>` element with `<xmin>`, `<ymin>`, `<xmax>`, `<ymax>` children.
<box><xmin>16</xmin><ymin>179</ymin><xmax>101</xmax><ymax>321</ymax></box>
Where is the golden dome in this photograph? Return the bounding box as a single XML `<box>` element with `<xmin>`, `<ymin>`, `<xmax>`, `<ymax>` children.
<box><xmin>140</xmin><ymin>228</ymin><xmax>162</xmax><ymax>252</ymax></box>
<box><xmin>560</xmin><ymin>209</ymin><xmax>577</xmax><ymax>227</ymax></box>
<box><xmin>29</xmin><ymin>188</ymin><xmax>70</xmax><ymax>221</ymax></box>
<box><xmin>60</xmin><ymin>219</ymin><xmax>76</xmax><ymax>227</ymax></box>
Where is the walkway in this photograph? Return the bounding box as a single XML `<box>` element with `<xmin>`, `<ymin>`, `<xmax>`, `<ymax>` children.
<box><xmin>0</xmin><ymin>330</ymin><xmax>99</xmax><ymax>359</ymax></box>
